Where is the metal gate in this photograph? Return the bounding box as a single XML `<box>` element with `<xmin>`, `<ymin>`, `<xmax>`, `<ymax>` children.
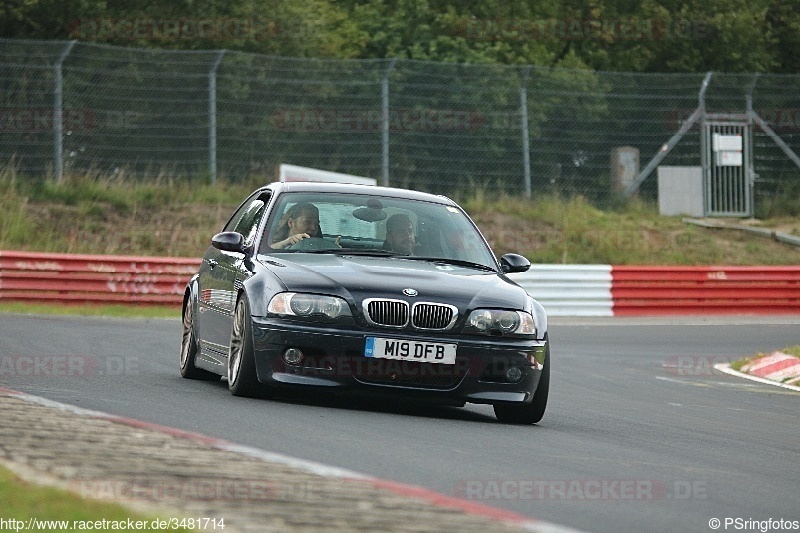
<box><xmin>701</xmin><ymin>114</ymin><xmax>753</xmax><ymax>217</ymax></box>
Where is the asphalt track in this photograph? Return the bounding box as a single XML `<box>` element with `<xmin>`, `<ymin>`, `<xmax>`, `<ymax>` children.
<box><xmin>1</xmin><ymin>314</ymin><xmax>798</xmax><ymax>532</ymax></box>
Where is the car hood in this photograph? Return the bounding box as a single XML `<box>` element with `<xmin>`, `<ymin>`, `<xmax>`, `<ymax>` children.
<box><xmin>259</xmin><ymin>253</ymin><xmax>528</xmax><ymax>311</ymax></box>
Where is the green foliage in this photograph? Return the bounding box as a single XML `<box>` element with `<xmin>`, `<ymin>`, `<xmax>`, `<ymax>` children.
<box><xmin>0</xmin><ymin>0</ymin><xmax>365</xmax><ymax>58</ymax></box>
<box><xmin>2</xmin><ymin>0</ymin><xmax>798</xmax><ymax>72</ymax></box>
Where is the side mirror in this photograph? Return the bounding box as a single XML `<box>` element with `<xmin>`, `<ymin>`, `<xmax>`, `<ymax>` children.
<box><xmin>500</xmin><ymin>253</ymin><xmax>530</xmax><ymax>274</ymax></box>
<box><xmin>211</xmin><ymin>232</ymin><xmax>247</xmax><ymax>253</ymax></box>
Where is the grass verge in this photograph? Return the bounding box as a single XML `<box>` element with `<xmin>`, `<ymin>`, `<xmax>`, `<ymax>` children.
<box><xmin>0</xmin><ymin>464</ymin><xmax>191</xmax><ymax>531</ymax></box>
<box><xmin>0</xmin><ymin>302</ymin><xmax>180</xmax><ymax>319</ymax></box>
<box><xmin>1</xmin><ymin>170</ymin><xmax>799</xmax><ymax>263</ymax></box>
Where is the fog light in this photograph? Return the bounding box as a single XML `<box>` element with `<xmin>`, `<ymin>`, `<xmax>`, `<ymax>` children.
<box><xmin>505</xmin><ymin>366</ymin><xmax>523</xmax><ymax>383</ymax></box>
<box><xmin>283</xmin><ymin>348</ymin><xmax>304</xmax><ymax>365</ymax></box>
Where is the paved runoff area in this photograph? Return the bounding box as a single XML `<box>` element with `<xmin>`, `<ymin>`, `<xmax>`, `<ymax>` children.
<box><xmin>0</xmin><ymin>390</ymin><xmax>574</xmax><ymax>533</ymax></box>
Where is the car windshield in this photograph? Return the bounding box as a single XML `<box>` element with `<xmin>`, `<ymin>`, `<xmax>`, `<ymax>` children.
<box><xmin>261</xmin><ymin>191</ymin><xmax>498</xmax><ymax>270</ymax></box>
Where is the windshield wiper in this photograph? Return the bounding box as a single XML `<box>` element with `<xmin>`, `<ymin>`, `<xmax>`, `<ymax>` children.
<box><xmin>403</xmin><ymin>256</ymin><xmax>497</xmax><ymax>272</ymax></box>
<box><xmin>276</xmin><ymin>247</ymin><xmax>403</xmax><ymax>256</ymax></box>
<box><xmin>332</xmin><ymin>248</ymin><xmax>403</xmax><ymax>256</ymax></box>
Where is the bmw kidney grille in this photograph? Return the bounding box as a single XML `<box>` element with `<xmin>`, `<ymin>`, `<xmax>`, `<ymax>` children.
<box><xmin>363</xmin><ymin>299</ymin><xmax>457</xmax><ymax>330</ymax></box>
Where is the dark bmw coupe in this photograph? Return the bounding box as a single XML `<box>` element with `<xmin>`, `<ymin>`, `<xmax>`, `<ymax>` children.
<box><xmin>180</xmin><ymin>181</ymin><xmax>550</xmax><ymax>424</ymax></box>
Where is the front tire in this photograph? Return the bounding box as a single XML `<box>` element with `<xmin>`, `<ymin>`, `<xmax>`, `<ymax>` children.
<box><xmin>493</xmin><ymin>344</ymin><xmax>550</xmax><ymax>425</ymax></box>
<box><xmin>228</xmin><ymin>294</ymin><xmax>262</xmax><ymax>397</ymax></box>
<box><xmin>180</xmin><ymin>297</ymin><xmax>219</xmax><ymax>381</ymax></box>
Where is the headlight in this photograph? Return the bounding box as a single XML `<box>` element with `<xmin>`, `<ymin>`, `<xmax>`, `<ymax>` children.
<box><xmin>267</xmin><ymin>293</ymin><xmax>351</xmax><ymax>319</ymax></box>
<box><xmin>465</xmin><ymin>309</ymin><xmax>536</xmax><ymax>336</ymax></box>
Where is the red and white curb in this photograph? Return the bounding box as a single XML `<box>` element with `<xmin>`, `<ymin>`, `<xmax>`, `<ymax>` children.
<box><xmin>714</xmin><ymin>352</ymin><xmax>800</xmax><ymax>392</ymax></box>
<box><xmin>0</xmin><ymin>387</ymin><xmax>580</xmax><ymax>533</ymax></box>
<box><xmin>741</xmin><ymin>351</ymin><xmax>800</xmax><ymax>384</ymax></box>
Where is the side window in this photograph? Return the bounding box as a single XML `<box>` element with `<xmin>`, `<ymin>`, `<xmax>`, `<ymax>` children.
<box><xmin>223</xmin><ymin>193</ymin><xmax>260</xmax><ymax>233</ymax></box>
<box><xmin>223</xmin><ymin>192</ymin><xmax>271</xmax><ymax>246</ymax></box>
<box><xmin>234</xmin><ymin>199</ymin><xmax>266</xmax><ymax>246</ymax></box>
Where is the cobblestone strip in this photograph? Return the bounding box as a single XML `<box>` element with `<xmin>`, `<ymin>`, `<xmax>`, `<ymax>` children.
<box><xmin>0</xmin><ymin>393</ymin><xmax>566</xmax><ymax>533</ymax></box>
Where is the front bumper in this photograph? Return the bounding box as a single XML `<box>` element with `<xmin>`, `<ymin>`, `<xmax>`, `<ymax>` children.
<box><xmin>251</xmin><ymin>318</ymin><xmax>547</xmax><ymax>406</ymax></box>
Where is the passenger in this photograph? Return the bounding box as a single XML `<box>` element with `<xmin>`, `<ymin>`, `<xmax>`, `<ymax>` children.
<box><xmin>271</xmin><ymin>202</ymin><xmax>322</xmax><ymax>249</ymax></box>
<box><xmin>383</xmin><ymin>213</ymin><xmax>416</xmax><ymax>255</ymax></box>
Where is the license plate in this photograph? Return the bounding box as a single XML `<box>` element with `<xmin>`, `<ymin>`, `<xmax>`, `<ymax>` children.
<box><xmin>364</xmin><ymin>337</ymin><xmax>457</xmax><ymax>365</ymax></box>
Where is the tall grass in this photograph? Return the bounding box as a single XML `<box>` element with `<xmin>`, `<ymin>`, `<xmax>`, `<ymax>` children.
<box><xmin>0</xmin><ymin>167</ymin><xmax>260</xmax><ymax>256</ymax></box>
<box><xmin>0</xmin><ymin>166</ymin><xmax>35</xmax><ymax>249</ymax></box>
<box><xmin>2</xmin><ymin>167</ymin><xmax>799</xmax><ymax>264</ymax></box>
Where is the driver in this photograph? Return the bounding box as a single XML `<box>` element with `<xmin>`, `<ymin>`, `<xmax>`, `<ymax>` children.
<box><xmin>271</xmin><ymin>202</ymin><xmax>322</xmax><ymax>249</ymax></box>
<box><xmin>383</xmin><ymin>213</ymin><xmax>416</xmax><ymax>255</ymax></box>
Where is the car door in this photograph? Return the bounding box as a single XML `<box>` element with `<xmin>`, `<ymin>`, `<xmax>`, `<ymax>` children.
<box><xmin>197</xmin><ymin>192</ymin><xmax>269</xmax><ymax>360</ymax></box>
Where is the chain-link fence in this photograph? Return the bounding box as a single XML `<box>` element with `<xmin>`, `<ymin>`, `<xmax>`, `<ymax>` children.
<box><xmin>1</xmin><ymin>38</ymin><xmax>799</xmax><ymax>207</ymax></box>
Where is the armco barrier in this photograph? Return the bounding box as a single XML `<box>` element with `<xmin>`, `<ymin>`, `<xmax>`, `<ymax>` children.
<box><xmin>508</xmin><ymin>265</ymin><xmax>613</xmax><ymax>316</ymax></box>
<box><xmin>2</xmin><ymin>252</ymin><xmax>799</xmax><ymax>315</ymax></box>
<box><xmin>0</xmin><ymin>250</ymin><xmax>199</xmax><ymax>306</ymax></box>
<box><xmin>611</xmin><ymin>266</ymin><xmax>800</xmax><ymax>315</ymax></box>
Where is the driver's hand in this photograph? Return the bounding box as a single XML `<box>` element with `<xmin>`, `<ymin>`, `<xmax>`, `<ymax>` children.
<box><xmin>335</xmin><ymin>235</ymin><xmax>342</xmax><ymax>248</ymax></box>
<box><xmin>289</xmin><ymin>233</ymin><xmax>310</xmax><ymax>244</ymax></box>
<box><xmin>275</xmin><ymin>233</ymin><xmax>309</xmax><ymax>248</ymax></box>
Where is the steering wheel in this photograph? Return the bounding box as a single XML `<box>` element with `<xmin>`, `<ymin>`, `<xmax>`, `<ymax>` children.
<box><xmin>287</xmin><ymin>237</ymin><xmax>340</xmax><ymax>251</ymax></box>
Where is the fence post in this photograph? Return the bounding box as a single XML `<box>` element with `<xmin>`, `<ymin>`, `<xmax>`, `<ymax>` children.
<box><xmin>520</xmin><ymin>66</ymin><xmax>532</xmax><ymax>198</ymax></box>
<box><xmin>624</xmin><ymin>71</ymin><xmax>712</xmax><ymax>197</ymax></box>
<box><xmin>53</xmin><ymin>40</ymin><xmax>77</xmax><ymax>184</ymax></box>
<box><xmin>381</xmin><ymin>58</ymin><xmax>398</xmax><ymax>187</ymax></box>
<box><xmin>699</xmin><ymin>72</ymin><xmax>710</xmax><ymax>213</ymax></box>
<box><xmin>208</xmin><ymin>50</ymin><xmax>225</xmax><ymax>184</ymax></box>
<box><xmin>745</xmin><ymin>74</ymin><xmax>759</xmax><ymax>215</ymax></box>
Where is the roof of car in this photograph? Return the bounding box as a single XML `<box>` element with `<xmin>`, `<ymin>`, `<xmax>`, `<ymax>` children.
<box><xmin>264</xmin><ymin>181</ymin><xmax>457</xmax><ymax>205</ymax></box>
